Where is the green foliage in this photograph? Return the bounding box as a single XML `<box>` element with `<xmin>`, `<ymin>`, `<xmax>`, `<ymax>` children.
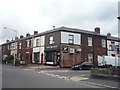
<box><xmin>6</xmin><ymin>55</ymin><xmax>14</xmax><ymax>61</ymax></box>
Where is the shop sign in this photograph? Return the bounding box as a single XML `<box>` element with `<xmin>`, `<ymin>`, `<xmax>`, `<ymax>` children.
<box><xmin>62</xmin><ymin>46</ymin><xmax>68</xmax><ymax>53</ymax></box>
<box><xmin>46</xmin><ymin>45</ymin><xmax>58</xmax><ymax>49</ymax></box>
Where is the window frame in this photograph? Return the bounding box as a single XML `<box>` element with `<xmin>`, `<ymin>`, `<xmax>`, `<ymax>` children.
<box><xmin>49</xmin><ymin>36</ymin><xmax>54</xmax><ymax>45</ymax></box>
<box><xmin>19</xmin><ymin>42</ymin><xmax>22</xmax><ymax>49</ymax></box>
<box><xmin>101</xmin><ymin>39</ymin><xmax>106</xmax><ymax>48</ymax></box>
<box><xmin>68</xmin><ymin>34</ymin><xmax>74</xmax><ymax>44</ymax></box>
<box><xmin>88</xmin><ymin>37</ymin><xmax>92</xmax><ymax>46</ymax></box>
<box><xmin>36</xmin><ymin>39</ymin><xmax>40</xmax><ymax>47</ymax></box>
<box><xmin>88</xmin><ymin>53</ymin><xmax>93</xmax><ymax>62</ymax></box>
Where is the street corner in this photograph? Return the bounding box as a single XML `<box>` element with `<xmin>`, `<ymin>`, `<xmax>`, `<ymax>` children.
<box><xmin>70</xmin><ymin>75</ymin><xmax>89</xmax><ymax>81</ymax></box>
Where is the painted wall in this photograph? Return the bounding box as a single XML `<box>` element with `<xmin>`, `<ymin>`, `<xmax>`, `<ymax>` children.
<box><xmin>32</xmin><ymin>35</ymin><xmax>45</xmax><ymax>63</ymax></box>
<box><xmin>61</xmin><ymin>31</ymin><xmax>81</xmax><ymax>45</ymax></box>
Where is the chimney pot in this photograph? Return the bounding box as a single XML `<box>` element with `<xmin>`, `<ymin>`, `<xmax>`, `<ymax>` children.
<box><xmin>6</xmin><ymin>40</ymin><xmax>9</xmax><ymax>42</ymax></box>
<box><xmin>20</xmin><ymin>35</ymin><xmax>24</xmax><ymax>38</ymax></box>
<box><xmin>95</xmin><ymin>27</ymin><xmax>100</xmax><ymax>34</ymax></box>
<box><xmin>53</xmin><ymin>26</ymin><xmax>55</xmax><ymax>29</ymax></box>
<box><xmin>26</xmin><ymin>33</ymin><xmax>30</xmax><ymax>37</ymax></box>
<box><xmin>107</xmin><ymin>33</ymin><xmax>111</xmax><ymax>37</ymax></box>
<box><xmin>15</xmin><ymin>37</ymin><xmax>18</xmax><ymax>40</ymax></box>
<box><xmin>34</xmin><ymin>31</ymin><xmax>38</xmax><ymax>34</ymax></box>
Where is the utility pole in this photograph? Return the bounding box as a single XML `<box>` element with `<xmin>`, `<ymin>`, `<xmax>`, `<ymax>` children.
<box><xmin>4</xmin><ymin>27</ymin><xmax>17</xmax><ymax>65</ymax></box>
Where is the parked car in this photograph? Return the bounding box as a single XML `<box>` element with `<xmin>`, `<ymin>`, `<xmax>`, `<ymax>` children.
<box><xmin>71</xmin><ymin>62</ymin><xmax>94</xmax><ymax>70</ymax></box>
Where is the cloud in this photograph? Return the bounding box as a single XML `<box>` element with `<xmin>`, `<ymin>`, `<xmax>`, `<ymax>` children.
<box><xmin>0</xmin><ymin>0</ymin><xmax>119</xmax><ymax>44</ymax></box>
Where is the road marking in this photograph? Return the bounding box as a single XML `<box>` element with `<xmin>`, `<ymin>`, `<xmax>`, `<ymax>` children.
<box><xmin>80</xmin><ymin>81</ymin><xmax>120</xmax><ymax>89</ymax></box>
<box><xmin>38</xmin><ymin>71</ymin><xmax>69</xmax><ymax>80</ymax></box>
<box><xmin>39</xmin><ymin>70</ymin><xmax>73</xmax><ymax>72</ymax></box>
<box><xmin>70</xmin><ymin>76</ymin><xmax>89</xmax><ymax>81</ymax></box>
<box><xmin>23</xmin><ymin>69</ymin><xmax>34</xmax><ymax>70</ymax></box>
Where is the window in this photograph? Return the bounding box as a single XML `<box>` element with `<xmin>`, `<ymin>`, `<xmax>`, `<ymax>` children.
<box><xmin>101</xmin><ymin>39</ymin><xmax>106</xmax><ymax>48</ymax></box>
<box><xmin>18</xmin><ymin>53</ymin><xmax>21</xmax><ymax>60</ymax></box>
<box><xmin>26</xmin><ymin>40</ymin><xmax>30</xmax><ymax>48</ymax></box>
<box><xmin>88</xmin><ymin>53</ymin><xmax>93</xmax><ymax>62</ymax></box>
<box><xmin>15</xmin><ymin>43</ymin><xmax>17</xmax><ymax>49</ymax></box>
<box><xmin>7</xmin><ymin>45</ymin><xmax>10</xmax><ymax>50</ymax></box>
<box><xmin>69</xmin><ymin>34</ymin><xmax>74</xmax><ymax>44</ymax></box>
<box><xmin>31</xmin><ymin>39</ymin><xmax>33</xmax><ymax>47</ymax></box>
<box><xmin>19</xmin><ymin>42</ymin><xmax>21</xmax><ymax>49</ymax></box>
<box><xmin>88</xmin><ymin>37</ymin><xmax>92</xmax><ymax>46</ymax></box>
<box><xmin>36</xmin><ymin>39</ymin><xmax>39</xmax><ymax>47</ymax></box>
<box><xmin>49</xmin><ymin>36</ymin><xmax>54</xmax><ymax>44</ymax></box>
<box><xmin>110</xmin><ymin>42</ymin><xmax>116</xmax><ymax>51</ymax></box>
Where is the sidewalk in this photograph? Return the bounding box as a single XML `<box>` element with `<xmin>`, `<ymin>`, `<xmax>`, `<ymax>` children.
<box><xmin>70</xmin><ymin>75</ymin><xmax>120</xmax><ymax>89</ymax></box>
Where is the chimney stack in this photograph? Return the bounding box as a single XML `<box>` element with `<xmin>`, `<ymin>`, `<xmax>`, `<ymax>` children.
<box><xmin>6</xmin><ymin>39</ymin><xmax>9</xmax><ymax>43</ymax></box>
<box><xmin>107</xmin><ymin>33</ymin><xmax>111</xmax><ymax>37</ymax></box>
<box><xmin>34</xmin><ymin>31</ymin><xmax>38</xmax><ymax>35</ymax></box>
<box><xmin>95</xmin><ymin>27</ymin><xmax>100</xmax><ymax>34</ymax></box>
<box><xmin>26</xmin><ymin>33</ymin><xmax>30</xmax><ymax>37</ymax></box>
<box><xmin>15</xmin><ymin>37</ymin><xmax>18</xmax><ymax>40</ymax></box>
<box><xmin>20</xmin><ymin>35</ymin><xmax>24</xmax><ymax>39</ymax></box>
<box><xmin>53</xmin><ymin>26</ymin><xmax>55</xmax><ymax>29</ymax></box>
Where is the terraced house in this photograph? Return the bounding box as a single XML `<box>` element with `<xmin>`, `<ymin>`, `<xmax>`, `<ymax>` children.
<box><xmin>1</xmin><ymin>26</ymin><xmax>120</xmax><ymax>67</ymax></box>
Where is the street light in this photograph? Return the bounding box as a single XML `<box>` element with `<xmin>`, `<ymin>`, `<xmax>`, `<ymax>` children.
<box><xmin>4</xmin><ymin>27</ymin><xmax>17</xmax><ymax>65</ymax></box>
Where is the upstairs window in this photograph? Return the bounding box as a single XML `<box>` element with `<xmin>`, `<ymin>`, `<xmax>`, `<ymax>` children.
<box><xmin>31</xmin><ymin>39</ymin><xmax>33</xmax><ymax>47</ymax></box>
<box><xmin>101</xmin><ymin>39</ymin><xmax>106</xmax><ymax>48</ymax></box>
<box><xmin>69</xmin><ymin>34</ymin><xmax>74</xmax><ymax>44</ymax></box>
<box><xmin>36</xmin><ymin>39</ymin><xmax>39</xmax><ymax>47</ymax></box>
<box><xmin>49</xmin><ymin>36</ymin><xmax>54</xmax><ymax>44</ymax></box>
<box><xmin>26</xmin><ymin>40</ymin><xmax>30</xmax><ymax>48</ymax></box>
<box><xmin>88</xmin><ymin>37</ymin><xmax>92</xmax><ymax>46</ymax></box>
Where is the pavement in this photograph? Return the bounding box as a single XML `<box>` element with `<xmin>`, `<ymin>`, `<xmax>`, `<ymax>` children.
<box><xmin>24</xmin><ymin>64</ymin><xmax>120</xmax><ymax>89</ymax></box>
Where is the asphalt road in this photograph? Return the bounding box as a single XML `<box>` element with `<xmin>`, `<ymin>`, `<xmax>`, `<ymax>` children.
<box><xmin>2</xmin><ymin>64</ymin><xmax>102</xmax><ymax>88</ymax></box>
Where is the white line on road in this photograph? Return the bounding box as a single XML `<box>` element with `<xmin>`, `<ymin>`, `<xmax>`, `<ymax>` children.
<box><xmin>38</xmin><ymin>71</ymin><xmax>68</xmax><ymax>80</ymax></box>
<box><xmin>80</xmin><ymin>81</ymin><xmax>119</xmax><ymax>89</ymax></box>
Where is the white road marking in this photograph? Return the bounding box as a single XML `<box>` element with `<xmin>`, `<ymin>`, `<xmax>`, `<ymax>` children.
<box><xmin>81</xmin><ymin>81</ymin><xmax>120</xmax><ymax>89</ymax></box>
<box><xmin>23</xmin><ymin>69</ymin><xmax>34</xmax><ymax>70</ymax></box>
<box><xmin>38</xmin><ymin>71</ymin><xmax>68</xmax><ymax>80</ymax></box>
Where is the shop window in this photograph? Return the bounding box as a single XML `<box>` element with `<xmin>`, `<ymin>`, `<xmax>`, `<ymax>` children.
<box><xmin>46</xmin><ymin>52</ymin><xmax>54</xmax><ymax>62</ymax></box>
<box><xmin>88</xmin><ymin>37</ymin><xmax>92</xmax><ymax>46</ymax></box>
<box><xmin>34</xmin><ymin>52</ymin><xmax>40</xmax><ymax>63</ymax></box>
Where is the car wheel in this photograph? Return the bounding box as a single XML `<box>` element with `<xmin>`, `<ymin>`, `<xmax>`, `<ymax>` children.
<box><xmin>79</xmin><ymin>67</ymin><xmax>82</xmax><ymax>70</ymax></box>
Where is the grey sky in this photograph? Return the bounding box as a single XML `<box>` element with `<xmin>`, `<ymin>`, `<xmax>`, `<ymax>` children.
<box><xmin>0</xmin><ymin>0</ymin><xmax>119</xmax><ymax>44</ymax></box>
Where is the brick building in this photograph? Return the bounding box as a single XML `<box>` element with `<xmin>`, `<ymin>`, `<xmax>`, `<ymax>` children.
<box><xmin>1</xmin><ymin>26</ymin><xmax>120</xmax><ymax>67</ymax></box>
<box><xmin>17</xmin><ymin>34</ymin><xmax>33</xmax><ymax>64</ymax></box>
<box><xmin>44</xmin><ymin>27</ymin><xmax>107</xmax><ymax>67</ymax></box>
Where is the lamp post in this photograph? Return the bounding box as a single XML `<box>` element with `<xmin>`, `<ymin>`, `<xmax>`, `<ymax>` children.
<box><xmin>4</xmin><ymin>27</ymin><xmax>17</xmax><ymax>65</ymax></box>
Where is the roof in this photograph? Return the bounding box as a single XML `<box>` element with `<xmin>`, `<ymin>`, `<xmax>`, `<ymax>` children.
<box><xmin>2</xmin><ymin>26</ymin><xmax>120</xmax><ymax>45</ymax></box>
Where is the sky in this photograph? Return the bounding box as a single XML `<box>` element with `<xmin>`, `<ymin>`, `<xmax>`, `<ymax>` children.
<box><xmin>0</xmin><ymin>0</ymin><xmax>119</xmax><ymax>44</ymax></box>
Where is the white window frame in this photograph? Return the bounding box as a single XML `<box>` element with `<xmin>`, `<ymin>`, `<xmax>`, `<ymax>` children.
<box><xmin>26</xmin><ymin>40</ymin><xmax>30</xmax><ymax>48</ymax></box>
<box><xmin>88</xmin><ymin>37</ymin><xmax>92</xmax><ymax>46</ymax></box>
<box><xmin>19</xmin><ymin>42</ymin><xmax>22</xmax><ymax>49</ymax></box>
<box><xmin>36</xmin><ymin>39</ymin><xmax>39</xmax><ymax>47</ymax></box>
<box><xmin>101</xmin><ymin>39</ymin><xmax>106</xmax><ymax>48</ymax></box>
<box><xmin>88</xmin><ymin>53</ymin><xmax>93</xmax><ymax>62</ymax></box>
<box><xmin>69</xmin><ymin>34</ymin><xmax>74</xmax><ymax>44</ymax></box>
<box><xmin>49</xmin><ymin>36</ymin><xmax>54</xmax><ymax>44</ymax></box>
